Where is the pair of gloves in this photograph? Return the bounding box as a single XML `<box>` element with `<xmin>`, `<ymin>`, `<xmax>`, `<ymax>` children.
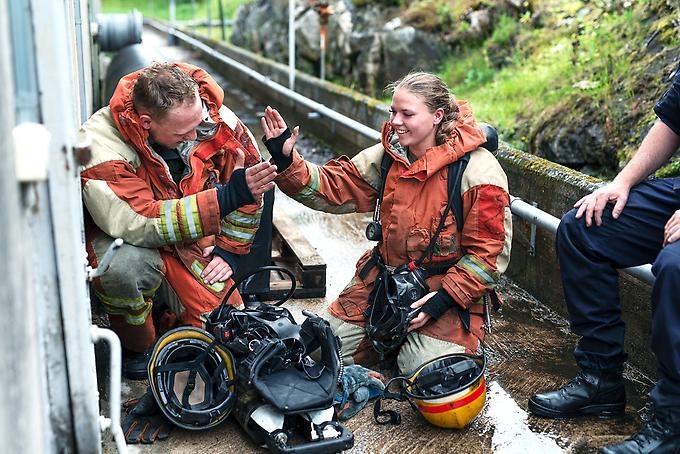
<box><xmin>334</xmin><ymin>365</ymin><xmax>386</xmax><ymax>421</ymax></box>
<box><xmin>120</xmin><ymin>387</ymin><xmax>172</xmax><ymax>444</ymax></box>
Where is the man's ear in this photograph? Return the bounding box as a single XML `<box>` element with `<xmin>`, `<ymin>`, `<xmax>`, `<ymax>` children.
<box><xmin>139</xmin><ymin>113</ymin><xmax>152</xmax><ymax>130</ymax></box>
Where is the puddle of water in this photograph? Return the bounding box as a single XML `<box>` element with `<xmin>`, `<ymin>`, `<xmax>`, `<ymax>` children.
<box><xmin>481</xmin><ymin>381</ymin><xmax>565</xmax><ymax>454</ymax></box>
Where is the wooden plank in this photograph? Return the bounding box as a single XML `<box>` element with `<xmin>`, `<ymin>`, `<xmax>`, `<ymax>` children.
<box><xmin>272</xmin><ymin>210</ymin><xmax>325</xmax><ymax>267</ymax></box>
<box><xmin>238</xmin><ymin>209</ymin><xmax>326</xmax><ymax>300</ymax></box>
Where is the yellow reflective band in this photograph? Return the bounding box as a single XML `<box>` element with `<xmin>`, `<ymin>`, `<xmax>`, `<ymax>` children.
<box><xmin>160</xmin><ymin>200</ymin><xmax>178</xmax><ymax>242</ymax></box>
<box><xmin>180</xmin><ymin>195</ymin><xmax>202</xmax><ymax>240</ymax></box>
<box><xmin>225</xmin><ymin>209</ymin><xmax>261</xmax><ymax>228</ymax></box>
<box><xmin>296</xmin><ymin>162</ymin><xmax>321</xmax><ymax>201</ymax></box>
<box><xmin>192</xmin><ymin>195</ymin><xmax>203</xmax><ymax>238</ymax></box>
<box><xmin>190</xmin><ymin>260</ymin><xmax>226</xmax><ymax>293</ymax></box>
<box><xmin>458</xmin><ymin>255</ymin><xmax>496</xmax><ymax>287</ymax></box>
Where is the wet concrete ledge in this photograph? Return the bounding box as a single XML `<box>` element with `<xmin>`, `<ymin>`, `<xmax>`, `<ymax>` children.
<box><xmin>162</xmin><ymin>24</ymin><xmax>655</xmax><ymax>377</ymax></box>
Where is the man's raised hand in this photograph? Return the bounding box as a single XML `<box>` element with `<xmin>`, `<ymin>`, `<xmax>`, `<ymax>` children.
<box><xmin>234</xmin><ymin>148</ymin><xmax>277</xmax><ymax>197</ymax></box>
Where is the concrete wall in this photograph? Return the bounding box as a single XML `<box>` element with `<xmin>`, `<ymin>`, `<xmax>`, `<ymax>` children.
<box><xmin>168</xmin><ymin>26</ymin><xmax>655</xmax><ymax>376</ymax></box>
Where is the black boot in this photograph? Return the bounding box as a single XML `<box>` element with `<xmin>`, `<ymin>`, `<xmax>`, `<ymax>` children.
<box><xmin>528</xmin><ymin>370</ymin><xmax>625</xmax><ymax>418</ymax></box>
<box><xmin>122</xmin><ymin>348</ymin><xmax>152</xmax><ymax>380</ymax></box>
<box><xmin>600</xmin><ymin>413</ymin><xmax>680</xmax><ymax>453</ymax></box>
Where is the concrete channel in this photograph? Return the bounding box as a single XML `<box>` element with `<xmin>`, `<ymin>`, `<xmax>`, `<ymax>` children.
<box><xmin>101</xmin><ymin>27</ymin><xmax>656</xmax><ymax>454</ymax></box>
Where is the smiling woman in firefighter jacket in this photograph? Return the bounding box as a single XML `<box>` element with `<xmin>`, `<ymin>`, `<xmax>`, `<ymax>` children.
<box><xmin>262</xmin><ymin>72</ymin><xmax>512</xmax><ymax>375</ymax></box>
<box><xmin>80</xmin><ymin>63</ymin><xmax>274</xmax><ymax>367</ymax></box>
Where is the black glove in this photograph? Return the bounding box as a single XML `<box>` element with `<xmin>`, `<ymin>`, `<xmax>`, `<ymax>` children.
<box><xmin>262</xmin><ymin>128</ymin><xmax>293</xmax><ymax>172</ymax></box>
<box><xmin>121</xmin><ymin>387</ymin><xmax>172</xmax><ymax>444</ymax></box>
<box><xmin>421</xmin><ymin>289</ymin><xmax>454</xmax><ymax>320</ymax></box>
<box><xmin>422</xmin><ymin>290</ymin><xmax>472</xmax><ymax>331</ymax></box>
<box><xmin>215</xmin><ymin>168</ymin><xmax>256</xmax><ymax>217</ymax></box>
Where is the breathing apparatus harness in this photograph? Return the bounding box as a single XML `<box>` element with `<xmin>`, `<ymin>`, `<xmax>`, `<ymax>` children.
<box><xmin>205</xmin><ymin>266</ymin><xmax>344</xmax><ymax>412</ymax></box>
<box><xmin>203</xmin><ymin>267</ymin><xmax>354</xmax><ymax>453</ymax></box>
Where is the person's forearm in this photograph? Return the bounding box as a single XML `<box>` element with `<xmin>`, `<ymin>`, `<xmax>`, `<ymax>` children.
<box><xmin>215</xmin><ymin>168</ymin><xmax>255</xmax><ymax>217</ymax></box>
<box><xmin>614</xmin><ymin>120</ymin><xmax>680</xmax><ymax>187</ymax></box>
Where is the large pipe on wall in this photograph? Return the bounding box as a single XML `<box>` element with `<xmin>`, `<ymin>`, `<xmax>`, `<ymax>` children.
<box><xmin>96</xmin><ymin>10</ymin><xmax>143</xmax><ymax>53</ymax></box>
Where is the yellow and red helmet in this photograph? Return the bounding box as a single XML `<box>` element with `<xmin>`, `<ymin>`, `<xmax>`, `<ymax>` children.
<box><xmin>404</xmin><ymin>353</ymin><xmax>486</xmax><ymax>429</ymax></box>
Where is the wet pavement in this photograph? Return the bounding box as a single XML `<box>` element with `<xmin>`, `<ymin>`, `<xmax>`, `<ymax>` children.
<box><xmin>100</xmin><ymin>29</ymin><xmax>655</xmax><ymax>453</ymax></box>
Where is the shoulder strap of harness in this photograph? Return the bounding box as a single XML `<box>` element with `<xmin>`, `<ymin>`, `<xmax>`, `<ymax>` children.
<box><xmin>416</xmin><ymin>153</ymin><xmax>470</xmax><ymax>266</ymax></box>
<box><xmin>378</xmin><ymin>152</ymin><xmax>469</xmax><ymax>238</ymax></box>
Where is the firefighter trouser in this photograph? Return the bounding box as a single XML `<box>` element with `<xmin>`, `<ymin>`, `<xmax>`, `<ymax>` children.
<box><xmin>557</xmin><ymin>177</ymin><xmax>680</xmax><ymax>412</ymax></box>
<box><xmin>88</xmin><ymin>233</ymin><xmax>239</xmax><ymax>352</ymax></box>
<box><xmin>324</xmin><ymin>309</ymin><xmax>466</xmax><ymax>376</ymax></box>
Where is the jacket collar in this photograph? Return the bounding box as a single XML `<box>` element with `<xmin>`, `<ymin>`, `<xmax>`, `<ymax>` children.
<box><xmin>108</xmin><ymin>63</ymin><xmax>225</xmax><ymax>154</ymax></box>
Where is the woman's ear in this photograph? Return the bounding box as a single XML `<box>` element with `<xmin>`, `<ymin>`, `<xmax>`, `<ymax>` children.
<box><xmin>433</xmin><ymin>108</ymin><xmax>444</xmax><ymax>125</ymax></box>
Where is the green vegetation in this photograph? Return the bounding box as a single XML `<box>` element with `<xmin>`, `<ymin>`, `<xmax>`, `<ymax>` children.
<box><xmin>103</xmin><ymin>0</ymin><xmax>680</xmax><ymax>175</ymax></box>
<box><xmin>442</xmin><ymin>38</ymin><xmax>575</xmax><ymax>150</ymax></box>
<box><xmin>101</xmin><ymin>0</ymin><xmax>247</xmax><ymax>22</ymax></box>
<box><xmin>400</xmin><ymin>0</ymin><xmax>677</xmax><ymax>174</ymax></box>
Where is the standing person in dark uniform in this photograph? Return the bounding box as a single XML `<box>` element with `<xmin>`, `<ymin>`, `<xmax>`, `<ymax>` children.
<box><xmin>528</xmin><ymin>64</ymin><xmax>680</xmax><ymax>453</ymax></box>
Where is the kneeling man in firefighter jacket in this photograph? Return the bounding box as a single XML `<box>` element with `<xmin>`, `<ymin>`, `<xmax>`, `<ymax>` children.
<box><xmin>80</xmin><ymin>62</ymin><xmax>276</xmax><ymax>379</ymax></box>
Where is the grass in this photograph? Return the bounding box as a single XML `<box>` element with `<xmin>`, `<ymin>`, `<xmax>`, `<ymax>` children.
<box><xmin>439</xmin><ymin>2</ymin><xmax>645</xmax><ymax>152</ymax></box>
<box><xmin>101</xmin><ymin>0</ymin><xmax>247</xmax><ymax>22</ymax></box>
<box><xmin>441</xmin><ymin>36</ymin><xmax>575</xmax><ymax>150</ymax></box>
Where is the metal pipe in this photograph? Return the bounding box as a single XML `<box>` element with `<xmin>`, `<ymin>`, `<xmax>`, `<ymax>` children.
<box><xmin>157</xmin><ymin>23</ymin><xmax>655</xmax><ymax>287</ymax></box>
<box><xmin>509</xmin><ymin>196</ymin><xmax>560</xmax><ymax>233</ymax></box>
<box><xmin>169</xmin><ymin>0</ymin><xmax>177</xmax><ymax>45</ymax></box>
<box><xmin>91</xmin><ymin>326</ymin><xmax>127</xmax><ymax>454</ymax></box>
<box><xmin>157</xmin><ymin>24</ymin><xmax>381</xmax><ymax>140</ymax></box>
<box><xmin>319</xmin><ymin>25</ymin><xmax>325</xmax><ymax>81</ymax></box>
<box><xmin>207</xmin><ymin>0</ymin><xmax>212</xmax><ymax>37</ymax></box>
<box><xmin>218</xmin><ymin>0</ymin><xmax>226</xmax><ymax>41</ymax></box>
<box><xmin>510</xmin><ymin>196</ymin><xmax>655</xmax><ymax>285</ymax></box>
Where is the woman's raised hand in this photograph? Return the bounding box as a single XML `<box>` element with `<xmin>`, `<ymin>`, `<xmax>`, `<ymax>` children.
<box><xmin>260</xmin><ymin>106</ymin><xmax>299</xmax><ymax>158</ymax></box>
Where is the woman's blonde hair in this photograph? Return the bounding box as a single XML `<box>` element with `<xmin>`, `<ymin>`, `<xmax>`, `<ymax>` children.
<box><xmin>387</xmin><ymin>72</ymin><xmax>460</xmax><ymax>145</ymax></box>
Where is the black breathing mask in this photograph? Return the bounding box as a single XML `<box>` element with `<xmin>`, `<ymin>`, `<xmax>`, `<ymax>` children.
<box><xmin>366</xmin><ymin>263</ymin><xmax>430</xmax><ymax>356</ymax></box>
<box><xmin>386</xmin><ymin>264</ymin><xmax>429</xmax><ymax>309</ymax></box>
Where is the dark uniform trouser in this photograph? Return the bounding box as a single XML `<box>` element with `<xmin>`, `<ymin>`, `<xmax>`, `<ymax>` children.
<box><xmin>557</xmin><ymin>177</ymin><xmax>680</xmax><ymax>412</ymax></box>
